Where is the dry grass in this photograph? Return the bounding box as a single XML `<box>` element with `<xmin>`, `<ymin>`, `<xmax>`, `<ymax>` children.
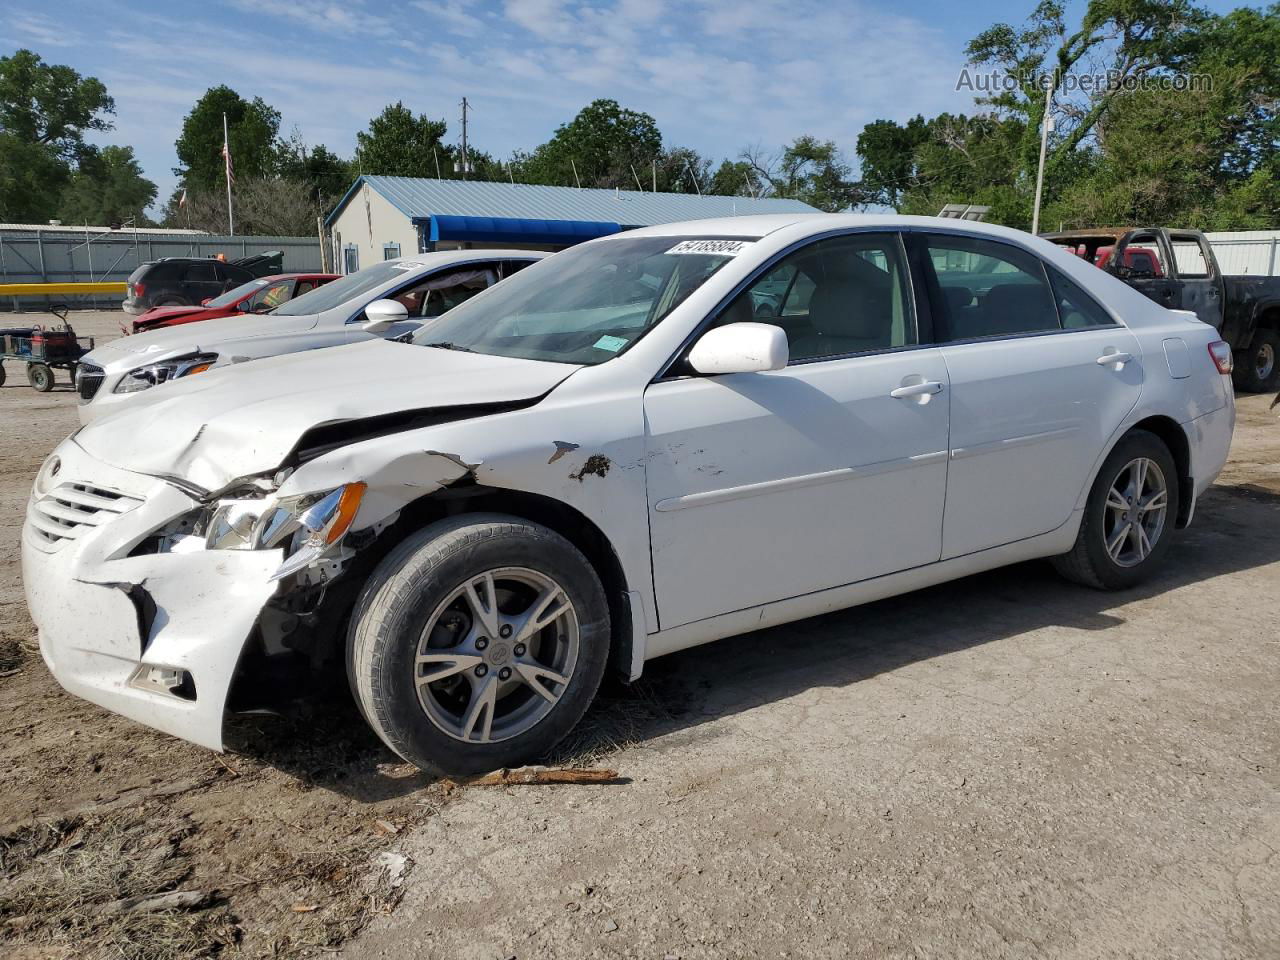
<box><xmin>548</xmin><ymin>674</ymin><xmax>684</xmax><ymax>767</ymax></box>
<box><xmin>0</xmin><ymin>812</ymin><xmax>238</xmax><ymax>960</ymax></box>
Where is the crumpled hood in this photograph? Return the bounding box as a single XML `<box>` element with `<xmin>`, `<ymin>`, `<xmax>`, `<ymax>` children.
<box><xmin>85</xmin><ymin>311</ymin><xmax>322</xmax><ymax>370</ymax></box>
<box><xmin>75</xmin><ymin>339</ymin><xmax>578</xmax><ymax>491</ymax></box>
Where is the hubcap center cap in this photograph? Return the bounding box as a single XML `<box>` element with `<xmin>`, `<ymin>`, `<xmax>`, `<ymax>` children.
<box><xmin>484</xmin><ymin>641</ymin><xmax>513</xmax><ymax>667</ymax></box>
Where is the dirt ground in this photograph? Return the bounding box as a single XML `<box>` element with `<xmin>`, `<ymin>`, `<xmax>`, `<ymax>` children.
<box><xmin>2</xmin><ymin>310</ymin><xmax>1279</xmax><ymax>959</ymax></box>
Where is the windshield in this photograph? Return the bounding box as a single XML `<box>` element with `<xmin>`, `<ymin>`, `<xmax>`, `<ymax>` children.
<box><xmin>206</xmin><ymin>277</ymin><xmax>269</xmax><ymax>308</ymax></box>
<box><xmin>274</xmin><ymin>259</ymin><xmax>411</xmax><ymax>316</ymax></box>
<box><xmin>410</xmin><ymin>236</ymin><xmax>751</xmax><ymax>364</ymax></box>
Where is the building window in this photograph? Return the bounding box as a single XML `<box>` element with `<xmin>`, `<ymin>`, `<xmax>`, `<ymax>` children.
<box><xmin>383</xmin><ymin>242</ymin><xmax>401</xmax><ymax>261</ymax></box>
<box><xmin>344</xmin><ymin>244</ymin><xmax>359</xmax><ymax>274</ymax></box>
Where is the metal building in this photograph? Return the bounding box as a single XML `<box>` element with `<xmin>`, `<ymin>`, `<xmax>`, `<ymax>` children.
<box><xmin>324</xmin><ymin>176</ymin><xmax>820</xmax><ymax>274</ymax></box>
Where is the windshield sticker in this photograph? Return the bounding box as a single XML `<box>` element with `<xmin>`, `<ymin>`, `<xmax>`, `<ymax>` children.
<box><xmin>391</xmin><ymin>260</ymin><xmax>426</xmax><ymax>270</ymax></box>
<box><xmin>665</xmin><ymin>239</ymin><xmax>753</xmax><ymax>257</ymax></box>
<box><xmin>593</xmin><ymin>334</ymin><xmax>629</xmax><ymax>353</ymax></box>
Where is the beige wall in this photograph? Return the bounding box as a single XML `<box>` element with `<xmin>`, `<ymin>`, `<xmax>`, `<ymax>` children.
<box><xmin>329</xmin><ymin>182</ymin><xmax>420</xmax><ymax>273</ymax></box>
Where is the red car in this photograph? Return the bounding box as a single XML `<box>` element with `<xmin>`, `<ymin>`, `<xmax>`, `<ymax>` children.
<box><xmin>127</xmin><ymin>273</ymin><xmax>339</xmax><ymax>335</ymax></box>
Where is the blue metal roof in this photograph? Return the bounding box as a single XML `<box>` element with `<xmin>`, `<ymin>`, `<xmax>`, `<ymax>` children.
<box><xmin>327</xmin><ymin>175</ymin><xmax>819</xmax><ymax>228</ymax></box>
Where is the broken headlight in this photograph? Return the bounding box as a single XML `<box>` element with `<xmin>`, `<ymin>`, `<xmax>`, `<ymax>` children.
<box><xmin>203</xmin><ymin>482</ymin><xmax>366</xmax><ymax>581</ymax></box>
<box><xmin>114</xmin><ymin>353</ymin><xmax>218</xmax><ymax>394</ymax></box>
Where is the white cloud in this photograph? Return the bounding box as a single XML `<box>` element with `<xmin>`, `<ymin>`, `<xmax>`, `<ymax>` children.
<box><xmin>3</xmin><ymin>0</ymin><xmax>976</xmax><ymax>211</ymax></box>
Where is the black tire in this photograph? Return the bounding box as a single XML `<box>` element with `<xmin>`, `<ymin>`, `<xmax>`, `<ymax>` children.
<box><xmin>1052</xmin><ymin>429</ymin><xmax>1180</xmax><ymax>590</ymax></box>
<box><xmin>0</xmin><ymin>362</ymin><xmax>6</xmax><ymax>387</ymax></box>
<box><xmin>1233</xmin><ymin>327</ymin><xmax>1280</xmax><ymax>393</ymax></box>
<box><xmin>27</xmin><ymin>363</ymin><xmax>53</xmax><ymax>392</ymax></box>
<box><xmin>347</xmin><ymin>514</ymin><xmax>611</xmax><ymax>776</ymax></box>
<box><xmin>155</xmin><ymin>296</ymin><xmax>188</xmax><ymax>307</ymax></box>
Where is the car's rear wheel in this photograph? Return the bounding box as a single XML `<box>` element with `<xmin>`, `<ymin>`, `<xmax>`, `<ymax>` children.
<box><xmin>1052</xmin><ymin>430</ymin><xmax>1179</xmax><ymax>590</ymax></box>
<box><xmin>156</xmin><ymin>296</ymin><xmax>187</xmax><ymax>307</ymax></box>
<box><xmin>1233</xmin><ymin>327</ymin><xmax>1280</xmax><ymax>393</ymax></box>
<box><xmin>347</xmin><ymin>514</ymin><xmax>611</xmax><ymax>776</ymax></box>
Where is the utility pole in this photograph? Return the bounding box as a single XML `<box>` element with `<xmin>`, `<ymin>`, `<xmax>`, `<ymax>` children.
<box><xmin>1030</xmin><ymin>70</ymin><xmax>1055</xmax><ymax>236</ymax></box>
<box><xmin>459</xmin><ymin>97</ymin><xmax>471</xmax><ymax>179</ymax></box>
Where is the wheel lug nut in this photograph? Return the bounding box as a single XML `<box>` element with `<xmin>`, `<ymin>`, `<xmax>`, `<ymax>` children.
<box><xmin>476</xmin><ymin>638</ymin><xmax>488</xmax><ymax>650</ymax></box>
<box><xmin>499</xmin><ymin>667</ymin><xmax>512</xmax><ymax>680</ymax></box>
<box><xmin>499</xmin><ymin>624</ymin><xmax>513</xmax><ymax>638</ymax></box>
<box><xmin>475</xmin><ymin>664</ymin><xmax>488</xmax><ymax>677</ymax></box>
<box><xmin>513</xmin><ymin>644</ymin><xmax>526</xmax><ymax>656</ymax></box>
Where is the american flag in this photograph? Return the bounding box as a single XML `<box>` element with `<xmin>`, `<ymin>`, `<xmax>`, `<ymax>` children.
<box><xmin>222</xmin><ymin>138</ymin><xmax>234</xmax><ymax>185</ymax></box>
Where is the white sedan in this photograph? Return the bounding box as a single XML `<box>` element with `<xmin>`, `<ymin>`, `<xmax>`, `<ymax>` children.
<box><xmin>24</xmin><ymin>215</ymin><xmax>1235</xmax><ymax>775</ymax></box>
<box><xmin>73</xmin><ymin>250</ymin><xmax>545</xmax><ymax>422</ymax></box>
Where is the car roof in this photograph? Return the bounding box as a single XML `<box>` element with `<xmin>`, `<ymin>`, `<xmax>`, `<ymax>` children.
<box><xmin>386</xmin><ymin>248</ymin><xmax>549</xmax><ymax>267</ymax></box>
<box><xmin>618</xmin><ymin>213</ymin><xmax>1079</xmax><ymax>248</ymax></box>
<box><xmin>252</xmin><ymin>273</ymin><xmax>340</xmax><ymax>282</ymax></box>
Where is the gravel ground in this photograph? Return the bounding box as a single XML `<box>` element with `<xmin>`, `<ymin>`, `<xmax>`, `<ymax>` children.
<box><xmin>3</xmin><ymin>310</ymin><xmax>1279</xmax><ymax>960</ymax></box>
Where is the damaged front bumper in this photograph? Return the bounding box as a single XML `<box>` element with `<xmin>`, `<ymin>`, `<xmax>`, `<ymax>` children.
<box><xmin>22</xmin><ymin>439</ymin><xmax>281</xmax><ymax>750</ymax></box>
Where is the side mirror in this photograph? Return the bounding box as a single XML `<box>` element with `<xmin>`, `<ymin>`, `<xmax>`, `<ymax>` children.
<box><xmin>688</xmin><ymin>322</ymin><xmax>788</xmax><ymax>375</ymax></box>
<box><xmin>362</xmin><ymin>298</ymin><xmax>409</xmax><ymax>333</ymax></box>
<box><xmin>236</xmin><ymin>301</ymin><xmax>250</xmax><ymax>312</ymax></box>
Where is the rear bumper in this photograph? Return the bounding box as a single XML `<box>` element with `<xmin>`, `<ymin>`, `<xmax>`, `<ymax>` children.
<box><xmin>22</xmin><ymin>439</ymin><xmax>280</xmax><ymax>750</ymax></box>
<box><xmin>1187</xmin><ymin>396</ymin><xmax>1235</xmax><ymax>502</ymax></box>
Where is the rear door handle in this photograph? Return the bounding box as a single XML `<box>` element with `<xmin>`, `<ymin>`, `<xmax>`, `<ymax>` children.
<box><xmin>890</xmin><ymin>380</ymin><xmax>944</xmax><ymax>399</ymax></box>
<box><xmin>1096</xmin><ymin>351</ymin><xmax>1134</xmax><ymax>366</ymax></box>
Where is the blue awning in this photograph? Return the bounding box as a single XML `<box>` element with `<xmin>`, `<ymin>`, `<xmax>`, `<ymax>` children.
<box><xmin>415</xmin><ymin>214</ymin><xmax>622</xmax><ymax>247</ymax></box>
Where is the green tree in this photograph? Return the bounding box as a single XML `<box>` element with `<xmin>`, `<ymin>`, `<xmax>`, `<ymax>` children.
<box><xmin>961</xmin><ymin>0</ymin><xmax>1209</xmax><ymax>221</ymax></box>
<box><xmin>58</xmin><ymin>145</ymin><xmax>156</xmax><ymax>226</ymax></box>
<box><xmin>0</xmin><ymin>49</ymin><xmax>113</xmax><ymax>162</ymax></box>
<box><xmin>745</xmin><ymin>136</ymin><xmax>867</xmax><ymax>212</ymax></box>
<box><xmin>0</xmin><ymin>49</ymin><xmax>115</xmax><ymax>221</ymax></box>
<box><xmin>651</xmin><ymin>146</ymin><xmax>712</xmax><ymax>194</ymax></box>
<box><xmin>355</xmin><ymin>102</ymin><xmax>452</xmax><ymax>178</ymax></box>
<box><xmin>515</xmin><ymin>99</ymin><xmax>663</xmax><ymax>188</ymax></box>
<box><xmin>855</xmin><ymin>116</ymin><xmax>930</xmax><ymax>208</ymax></box>
<box><xmin>276</xmin><ymin>131</ymin><xmax>353</xmax><ymax>204</ymax></box>
<box><xmin>707</xmin><ymin>159</ymin><xmax>765</xmax><ymax>198</ymax></box>
<box><xmin>175</xmin><ymin>86</ymin><xmax>280</xmax><ymax>192</ymax></box>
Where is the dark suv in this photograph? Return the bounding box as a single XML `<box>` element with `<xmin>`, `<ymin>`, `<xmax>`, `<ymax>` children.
<box><xmin>122</xmin><ymin>251</ymin><xmax>284</xmax><ymax>315</ymax></box>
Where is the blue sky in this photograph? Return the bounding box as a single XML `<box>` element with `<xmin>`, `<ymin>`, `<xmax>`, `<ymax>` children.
<box><xmin>3</xmin><ymin>0</ymin><xmax>1258</xmax><ymax>212</ymax></box>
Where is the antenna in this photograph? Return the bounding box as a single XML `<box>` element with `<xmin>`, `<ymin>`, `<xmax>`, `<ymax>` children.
<box><xmin>570</xmin><ymin>158</ymin><xmax>582</xmax><ymax>189</ymax></box>
<box><xmin>457</xmin><ymin>97</ymin><xmax>473</xmax><ymax>179</ymax></box>
<box><xmin>630</xmin><ymin>163</ymin><xmax>644</xmax><ymax>192</ymax></box>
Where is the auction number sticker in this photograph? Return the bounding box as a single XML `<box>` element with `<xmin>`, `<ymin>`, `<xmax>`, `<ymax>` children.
<box><xmin>665</xmin><ymin>239</ymin><xmax>753</xmax><ymax>256</ymax></box>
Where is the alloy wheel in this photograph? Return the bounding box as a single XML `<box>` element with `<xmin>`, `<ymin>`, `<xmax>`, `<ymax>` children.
<box><xmin>1103</xmin><ymin>457</ymin><xmax>1169</xmax><ymax>568</ymax></box>
<box><xmin>414</xmin><ymin>567</ymin><xmax>579</xmax><ymax>744</ymax></box>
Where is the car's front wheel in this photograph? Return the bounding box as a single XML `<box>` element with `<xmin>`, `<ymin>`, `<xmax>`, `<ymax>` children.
<box><xmin>347</xmin><ymin>514</ymin><xmax>611</xmax><ymax>776</ymax></box>
<box><xmin>1052</xmin><ymin>430</ymin><xmax>1180</xmax><ymax>590</ymax></box>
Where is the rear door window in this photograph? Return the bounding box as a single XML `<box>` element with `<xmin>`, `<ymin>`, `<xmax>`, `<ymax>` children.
<box><xmin>925</xmin><ymin>236</ymin><xmax>1060</xmax><ymax>341</ymax></box>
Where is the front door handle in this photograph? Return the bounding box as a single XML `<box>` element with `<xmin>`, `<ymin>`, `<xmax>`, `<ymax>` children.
<box><xmin>890</xmin><ymin>380</ymin><xmax>944</xmax><ymax>399</ymax></box>
<box><xmin>1096</xmin><ymin>351</ymin><xmax>1134</xmax><ymax>366</ymax></box>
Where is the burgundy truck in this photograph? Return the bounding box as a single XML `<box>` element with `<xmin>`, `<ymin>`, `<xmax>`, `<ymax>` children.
<box><xmin>1046</xmin><ymin>227</ymin><xmax>1280</xmax><ymax>392</ymax></box>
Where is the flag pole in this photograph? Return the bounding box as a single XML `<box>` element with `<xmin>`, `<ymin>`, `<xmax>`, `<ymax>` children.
<box><xmin>222</xmin><ymin>112</ymin><xmax>235</xmax><ymax>236</ymax></box>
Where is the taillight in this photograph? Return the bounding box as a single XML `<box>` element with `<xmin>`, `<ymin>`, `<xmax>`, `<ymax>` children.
<box><xmin>1207</xmin><ymin>340</ymin><xmax>1233</xmax><ymax>375</ymax></box>
<box><xmin>132</xmin><ymin>282</ymin><xmax>145</xmax><ymax>298</ymax></box>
